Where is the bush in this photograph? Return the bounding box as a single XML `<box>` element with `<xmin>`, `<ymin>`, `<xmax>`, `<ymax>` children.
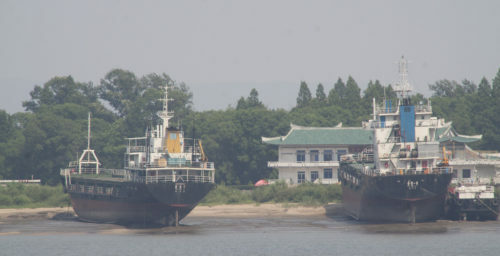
<box><xmin>201</xmin><ymin>185</ymin><xmax>253</xmax><ymax>205</ymax></box>
<box><xmin>13</xmin><ymin>194</ymin><xmax>32</xmax><ymax>205</ymax></box>
<box><xmin>0</xmin><ymin>194</ymin><xmax>13</xmax><ymax>206</ymax></box>
<box><xmin>202</xmin><ymin>182</ymin><xmax>342</xmax><ymax>206</ymax></box>
<box><xmin>0</xmin><ymin>184</ymin><xmax>69</xmax><ymax>208</ymax></box>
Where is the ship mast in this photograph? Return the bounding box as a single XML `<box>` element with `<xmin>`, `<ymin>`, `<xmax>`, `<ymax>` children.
<box><xmin>394</xmin><ymin>56</ymin><xmax>413</xmax><ymax>101</ymax></box>
<box><xmin>78</xmin><ymin>112</ymin><xmax>100</xmax><ymax>174</ymax></box>
<box><xmin>158</xmin><ymin>84</ymin><xmax>174</xmax><ymax>136</ymax></box>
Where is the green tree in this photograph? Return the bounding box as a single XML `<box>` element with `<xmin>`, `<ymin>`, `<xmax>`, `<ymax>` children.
<box><xmin>328</xmin><ymin>78</ymin><xmax>345</xmax><ymax>106</ymax></box>
<box><xmin>477</xmin><ymin>77</ymin><xmax>492</xmax><ymax>98</ymax></box>
<box><xmin>315</xmin><ymin>83</ymin><xmax>326</xmax><ymax>104</ymax></box>
<box><xmin>0</xmin><ymin>110</ymin><xmax>25</xmax><ymax>179</ymax></box>
<box><xmin>23</xmin><ymin>76</ymin><xmax>98</xmax><ymax>112</ymax></box>
<box><xmin>236</xmin><ymin>88</ymin><xmax>264</xmax><ymax>110</ymax></box>
<box><xmin>99</xmin><ymin>69</ymin><xmax>142</xmax><ymax>117</ymax></box>
<box><xmin>296</xmin><ymin>81</ymin><xmax>312</xmax><ymax>108</ymax></box>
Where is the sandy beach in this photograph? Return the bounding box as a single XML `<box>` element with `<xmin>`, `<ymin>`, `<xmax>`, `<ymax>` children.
<box><xmin>0</xmin><ymin>204</ymin><xmax>339</xmax><ymax>222</ymax></box>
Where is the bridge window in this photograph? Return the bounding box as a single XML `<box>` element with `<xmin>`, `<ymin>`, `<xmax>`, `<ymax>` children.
<box><xmin>462</xmin><ymin>169</ymin><xmax>471</xmax><ymax>178</ymax></box>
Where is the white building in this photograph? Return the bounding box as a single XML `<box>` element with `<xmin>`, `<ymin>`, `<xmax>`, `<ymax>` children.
<box><xmin>262</xmin><ymin>124</ymin><xmax>373</xmax><ymax>184</ymax></box>
<box><xmin>264</xmin><ymin>121</ymin><xmax>500</xmax><ymax>186</ymax></box>
<box><xmin>437</xmin><ymin>123</ymin><xmax>500</xmax><ymax>185</ymax></box>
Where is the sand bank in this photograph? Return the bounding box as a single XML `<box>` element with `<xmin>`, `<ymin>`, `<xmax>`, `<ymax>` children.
<box><xmin>0</xmin><ymin>204</ymin><xmax>340</xmax><ymax>221</ymax></box>
<box><xmin>0</xmin><ymin>207</ymin><xmax>74</xmax><ymax>221</ymax></box>
<box><xmin>190</xmin><ymin>204</ymin><xmax>328</xmax><ymax>218</ymax></box>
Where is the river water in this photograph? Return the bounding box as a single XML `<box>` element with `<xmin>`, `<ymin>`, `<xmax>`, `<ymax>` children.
<box><xmin>1</xmin><ymin>215</ymin><xmax>500</xmax><ymax>256</ymax></box>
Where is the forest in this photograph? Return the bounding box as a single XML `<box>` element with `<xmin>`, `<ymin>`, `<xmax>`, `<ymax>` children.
<box><xmin>1</xmin><ymin>68</ymin><xmax>499</xmax><ymax>185</ymax></box>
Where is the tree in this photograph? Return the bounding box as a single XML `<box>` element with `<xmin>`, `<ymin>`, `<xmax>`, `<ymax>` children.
<box><xmin>236</xmin><ymin>97</ymin><xmax>247</xmax><ymax>110</ymax></box>
<box><xmin>99</xmin><ymin>69</ymin><xmax>142</xmax><ymax>117</ymax></box>
<box><xmin>492</xmin><ymin>68</ymin><xmax>500</xmax><ymax>98</ymax></box>
<box><xmin>237</xmin><ymin>88</ymin><xmax>264</xmax><ymax>110</ymax></box>
<box><xmin>0</xmin><ymin>111</ymin><xmax>25</xmax><ymax>179</ymax></box>
<box><xmin>23</xmin><ymin>76</ymin><xmax>98</xmax><ymax>112</ymax></box>
<box><xmin>315</xmin><ymin>83</ymin><xmax>326</xmax><ymax>103</ymax></box>
<box><xmin>344</xmin><ymin>76</ymin><xmax>361</xmax><ymax>112</ymax></box>
<box><xmin>328</xmin><ymin>78</ymin><xmax>345</xmax><ymax>106</ymax></box>
<box><xmin>247</xmin><ymin>88</ymin><xmax>263</xmax><ymax>108</ymax></box>
<box><xmin>462</xmin><ymin>79</ymin><xmax>477</xmax><ymax>94</ymax></box>
<box><xmin>477</xmin><ymin>77</ymin><xmax>492</xmax><ymax>98</ymax></box>
<box><xmin>428</xmin><ymin>80</ymin><xmax>464</xmax><ymax>97</ymax></box>
<box><xmin>296</xmin><ymin>81</ymin><xmax>312</xmax><ymax>108</ymax></box>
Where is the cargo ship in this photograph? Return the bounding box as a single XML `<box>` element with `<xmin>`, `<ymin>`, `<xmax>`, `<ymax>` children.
<box><xmin>338</xmin><ymin>57</ymin><xmax>452</xmax><ymax>223</ymax></box>
<box><xmin>60</xmin><ymin>84</ymin><xmax>215</xmax><ymax>226</ymax></box>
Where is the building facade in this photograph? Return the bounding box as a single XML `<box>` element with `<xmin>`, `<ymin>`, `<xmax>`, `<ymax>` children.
<box><xmin>262</xmin><ymin>124</ymin><xmax>373</xmax><ymax>184</ymax></box>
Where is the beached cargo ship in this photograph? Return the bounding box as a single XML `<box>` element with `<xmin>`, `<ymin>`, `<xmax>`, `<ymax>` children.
<box><xmin>60</xmin><ymin>85</ymin><xmax>215</xmax><ymax>226</ymax></box>
<box><xmin>338</xmin><ymin>57</ymin><xmax>452</xmax><ymax>223</ymax></box>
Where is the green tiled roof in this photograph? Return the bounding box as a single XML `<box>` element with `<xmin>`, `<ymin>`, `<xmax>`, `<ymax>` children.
<box><xmin>435</xmin><ymin>127</ymin><xmax>449</xmax><ymax>139</ymax></box>
<box><xmin>438</xmin><ymin>136</ymin><xmax>481</xmax><ymax>143</ymax></box>
<box><xmin>435</xmin><ymin>122</ymin><xmax>481</xmax><ymax>143</ymax></box>
<box><xmin>263</xmin><ymin>126</ymin><xmax>373</xmax><ymax>146</ymax></box>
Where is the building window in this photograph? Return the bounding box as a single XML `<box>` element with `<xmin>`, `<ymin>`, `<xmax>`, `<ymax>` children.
<box><xmin>296</xmin><ymin>150</ymin><xmax>305</xmax><ymax>162</ymax></box>
<box><xmin>310</xmin><ymin>150</ymin><xmax>319</xmax><ymax>162</ymax></box>
<box><xmin>462</xmin><ymin>169</ymin><xmax>471</xmax><ymax>178</ymax></box>
<box><xmin>297</xmin><ymin>171</ymin><xmax>305</xmax><ymax>184</ymax></box>
<box><xmin>337</xmin><ymin>149</ymin><xmax>347</xmax><ymax>161</ymax></box>
<box><xmin>452</xmin><ymin>169</ymin><xmax>458</xmax><ymax>178</ymax></box>
<box><xmin>323</xmin><ymin>169</ymin><xmax>333</xmax><ymax>179</ymax></box>
<box><xmin>324</xmin><ymin>150</ymin><xmax>333</xmax><ymax>161</ymax></box>
<box><xmin>311</xmin><ymin>171</ymin><xmax>319</xmax><ymax>182</ymax></box>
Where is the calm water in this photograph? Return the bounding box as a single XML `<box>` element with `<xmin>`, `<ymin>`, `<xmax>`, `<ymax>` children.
<box><xmin>1</xmin><ymin>215</ymin><xmax>500</xmax><ymax>256</ymax></box>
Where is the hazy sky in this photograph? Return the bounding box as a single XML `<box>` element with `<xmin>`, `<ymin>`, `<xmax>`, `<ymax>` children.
<box><xmin>1</xmin><ymin>0</ymin><xmax>499</xmax><ymax>113</ymax></box>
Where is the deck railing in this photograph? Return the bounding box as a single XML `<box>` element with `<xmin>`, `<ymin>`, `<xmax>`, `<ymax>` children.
<box><xmin>61</xmin><ymin>167</ymin><xmax>214</xmax><ymax>184</ymax></box>
<box><xmin>145</xmin><ymin>174</ymin><xmax>214</xmax><ymax>184</ymax></box>
<box><xmin>344</xmin><ymin>165</ymin><xmax>454</xmax><ymax>177</ymax></box>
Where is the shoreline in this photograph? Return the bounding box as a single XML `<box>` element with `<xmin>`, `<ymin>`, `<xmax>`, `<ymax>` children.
<box><xmin>0</xmin><ymin>203</ymin><xmax>341</xmax><ymax>222</ymax></box>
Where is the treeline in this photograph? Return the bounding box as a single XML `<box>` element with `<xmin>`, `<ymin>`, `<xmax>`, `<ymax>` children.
<box><xmin>0</xmin><ymin>69</ymin><xmax>499</xmax><ymax>185</ymax></box>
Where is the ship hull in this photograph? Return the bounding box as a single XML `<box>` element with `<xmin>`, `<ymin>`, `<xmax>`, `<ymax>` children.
<box><xmin>339</xmin><ymin>164</ymin><xmax>452</xmax><ymax>222</ymax></box>
<box><xmin>66</xmin><ymin>178</ymin><xmax>215</xmax><ymax>226</ymax></box>
<box><xmin>445</xmin><ymin>196</ymin><xmax>499</xmax><ymax>221</ymax></box>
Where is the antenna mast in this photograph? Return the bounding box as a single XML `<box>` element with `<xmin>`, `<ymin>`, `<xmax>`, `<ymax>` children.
<box><xmin>394</xmin><ymin>56</ymin><xmax>413</xmax><ymax>99</ymax></box>
<box><xmin>158</xmin><ymin>84</ymin><xmax>174</xmax><ymax>134</ymax></box>
<box><xmin>78</xmin><ymin>112</ymin><xmax>100</xmax><ymax>174</ymax></box>
<box><xmin>87</xmin><ymin>112</ymin><xmax>91</xmax><ymax>150</ymax></box>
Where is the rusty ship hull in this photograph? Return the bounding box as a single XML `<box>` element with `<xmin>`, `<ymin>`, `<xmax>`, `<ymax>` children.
<box><xmin>339</xmin><ymin>164</ymin><xmax>452</xmax><ymax>222</ymax></box>
<box><xmin>65</xmin><ymin>177</ymin><xmax>215</xmax><ymax>226</ymax></box>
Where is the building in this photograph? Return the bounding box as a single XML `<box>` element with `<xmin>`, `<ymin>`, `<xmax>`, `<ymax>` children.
<box><xmin>263</xmin><ymin>120</ymin><xmax>500</xmax><ymax>186</ymax></box>
<box><xmin>437</xmin><ymin>122</ymin><xmax>500</xmax><ymax>185</ymax></box>
<box><xmin>262</xmin><ymin>123</ymin><xmax>373</xmax><ymax>184</ymax></box>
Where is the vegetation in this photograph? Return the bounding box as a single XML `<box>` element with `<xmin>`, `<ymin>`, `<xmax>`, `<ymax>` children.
<box><xmin>0</xmin><ymin>184</ymin><xmax>69</xmax><ymax>208</ymax></box>
<box><xmin>0</xmin><ymin>67</ymin><xmax>500</xmax><ymax>186</ymax></box>
<box><xmin>201</xmin><ymin>183</ymin><xmax>342</xmax><ymax>206</ymax></box>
